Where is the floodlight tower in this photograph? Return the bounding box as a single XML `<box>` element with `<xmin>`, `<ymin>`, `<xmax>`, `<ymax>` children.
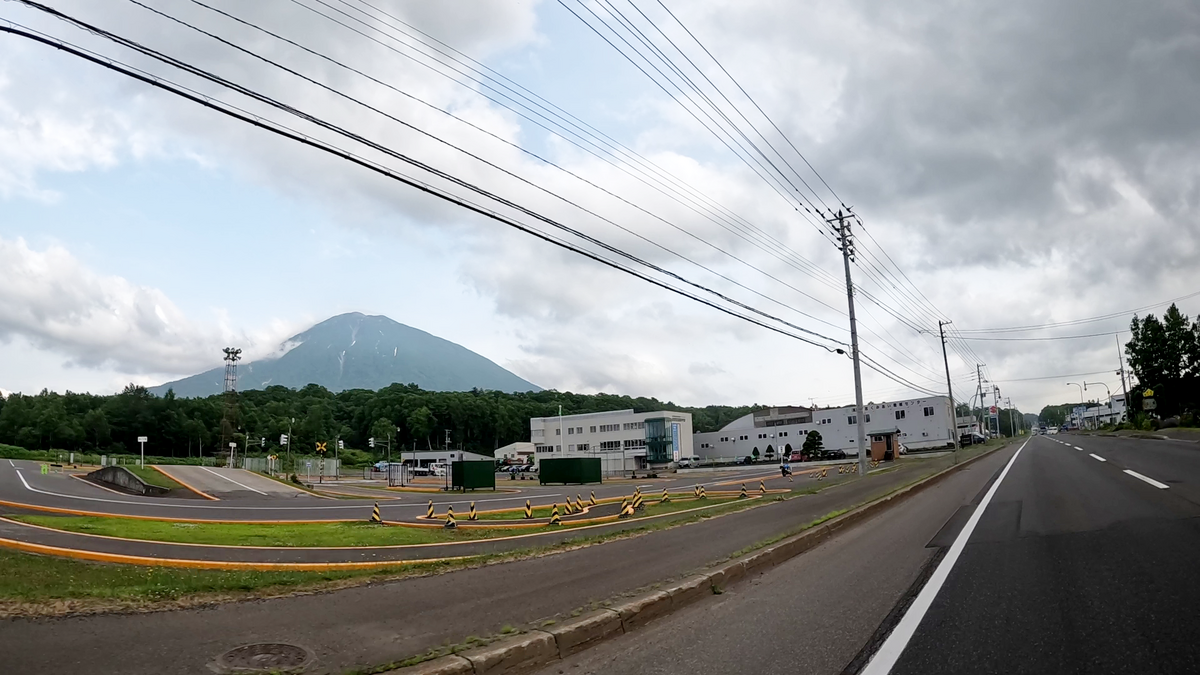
<box><xmin>220</xmin><ymin>347</ymin><xmax>242</xmax><ymax>465</ymax></box>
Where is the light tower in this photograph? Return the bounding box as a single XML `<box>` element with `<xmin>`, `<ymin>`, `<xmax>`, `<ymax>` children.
<box><xmin>220</xmin><ymin>347</ymin><xmax>242</xmax><ymax>465</ymax></box>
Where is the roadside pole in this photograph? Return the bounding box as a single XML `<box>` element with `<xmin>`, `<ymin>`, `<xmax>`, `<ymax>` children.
<box><xmin>138</xmin><ymin>435</ymin><xmax>147</xmax><ymax>468</ymax></box>
<box><xmin>1116</xmin><ymin>334</ymin><xmax>1130</xmax><ymax>423</ymax></box>
<box><xmin>938</xmin><ymin>321</ymin><xmax>960</xmax><ymax>463</ymax></box>
<box><xmin>831</xmin><ymin>210</ymin><xmax>869</xmax><ymax>475</ymax></box>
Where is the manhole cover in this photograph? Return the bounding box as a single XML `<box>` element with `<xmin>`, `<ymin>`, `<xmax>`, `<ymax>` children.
<box><xmin>212</xmin><ymin>643</ymin><xmax>314</xmax><ymax>674</ymax></box>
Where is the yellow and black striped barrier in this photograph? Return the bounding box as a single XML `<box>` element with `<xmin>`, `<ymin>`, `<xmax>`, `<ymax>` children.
<box><xmin>577</xmin><ymin>494</ymin><xmax>584</xmax><ymax>510</ymax></box>
<box><xmin>589</xmin><ymin>491</ymin><xmax>597</xmax><ymax>506</ymax></box>
<box><xmin>739</xmin><ymin>484</ymin><xmax>748</xmax><ymax>499</ymax></box>
<box><xmin>870</xmin><ymin>459</ymin><xmax>880</xmax><ymax>469</ymax></box>
<box><xmin>620</xmin><ymin>496</ymin><xmax>629</xmax><ymax>513</ymax></box>
<box><xmin>633</xmin><ymin>492</ymin><xmax>646</xmax><ymax>511</ymax></box>
<box><xmin>426</xmin><ymin>500</ymin><xmax>435</xmax><ymax>519</ymax></box>
<box><xmin>445</xmin><ymin>505</ymin><xmax>457</xmax><ymax>529</ymax></box>
<box><xmin>618</xmin><ymin>501</ymin><xmax>635</xmax><ymax>518</ymax></box>
<box><xmin>660</xmin><ymin>487</ymin><xmax>670</xmax><ymax>503</ymax></box>
<box><xmin>369</xmin><ymin>502</ymin><xmax>382</xmax><ymax>524</ymax></box>
<box><xmin>698</xmin><ymin>485</ymin><xmax>707</xmax><ymax>500</ymax></box>
<box><xmin>563</xmin><ymin>499</ymin><xmax>573</xmax><ymax>515</ymax></box>
<box><xmin>693</xmin><ymin>484</ymin><xmax>700</xmax><ymax>498</ymax></box>
<box><xmin>524</xmin><ymin>499</ymin><xmax>533</xmax><ymax>519</ymax></box>
<box><xmin>549</xmin><ymin>503</ymin><xmax>562</xmax><ymax>525</ymax></box>
<box><xmin>759</xmin><ymin>480</ymin><xmax>766</xmax><ymax>495</ymax></box>
<box><xmin>469</xmin><ymin>501</ymin><xmax>478</xmax><ymax>520</ymax></box>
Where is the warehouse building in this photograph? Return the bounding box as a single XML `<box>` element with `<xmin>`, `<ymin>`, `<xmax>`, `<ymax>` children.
<box><xmin>692</xmin><ymin>395</ymin><xmax>955</xmax><ymax>462</ymax></box>
<box><xmin>529</xmin><ymin>409</ymin><xmax>694</xmax><ymax>474</ymax></box>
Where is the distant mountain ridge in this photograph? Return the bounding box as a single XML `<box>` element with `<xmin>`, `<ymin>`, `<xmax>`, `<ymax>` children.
<box><xmin>149</xmin><ymin>313</ymin><xmax>540</xmax><ymax>397</ymax></box>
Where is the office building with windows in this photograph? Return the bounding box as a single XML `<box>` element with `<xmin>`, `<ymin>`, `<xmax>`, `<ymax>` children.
<box><xmin>528</xmin><ymin>409</ymin><xmax>694</xmax><ymax>473</ymax></box>
<box><xmin>692</xmin><ymin>395</ymin><xmax>955</xmax><ymax>461</ymax></box>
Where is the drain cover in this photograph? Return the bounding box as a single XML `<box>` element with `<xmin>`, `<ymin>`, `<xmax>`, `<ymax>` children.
<box><xmin>213</xmin><ymin>643</ymin><xmax>314</xmax><ymax>674</ymax></box>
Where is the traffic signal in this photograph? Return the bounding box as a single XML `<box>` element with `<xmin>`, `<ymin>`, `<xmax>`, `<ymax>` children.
<box><xmin>260</xmin><ymin>437</ymin><xmax>266</xmax><ymax>447</ymax></box>
<box><xmin>338</xmin><ymin>440</ymin><xmax>344</xmax><ymax>450</ymax></box>
<box><xmin>369</xmin><ymin>438</ymin><xmax>375</xmax><ymax>448</ymax></box>
<box><xmin>280</xmin><ymin>434</ymin><xmax>288</xmax><ymax>445</ymax></box>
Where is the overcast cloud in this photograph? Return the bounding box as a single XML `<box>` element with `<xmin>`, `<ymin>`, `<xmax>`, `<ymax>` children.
<box><xmin>2</xmin><ymin>0</ymin><xmax>1198</xmax><ymax>411</ymax></box>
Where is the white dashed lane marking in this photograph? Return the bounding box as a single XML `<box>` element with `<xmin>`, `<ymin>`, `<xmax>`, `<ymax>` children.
<box><xmin>1090</xmin><ymin>453</ymin><xmax>1107</xmax><ymax>462</ymax></box>
<box><xmin>1124</xmin><ymin>470</ymin><xmax>1170</xmax><ymax>489</ymax></box>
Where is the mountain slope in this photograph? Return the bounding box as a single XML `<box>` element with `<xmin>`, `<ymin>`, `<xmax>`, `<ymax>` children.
<box><xmin>150</xmin><ymin>313</ymin><xmax>540</xmax><ymax>397</ymax></box>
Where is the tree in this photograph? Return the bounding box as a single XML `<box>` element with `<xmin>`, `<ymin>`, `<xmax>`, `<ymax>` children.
<box><xmin>764</xmin><ymin>445</ymin><xmax>776</xmax><ymax>461</ymax></box>
<box><xmin>1127</xmin><ymin>304</ymin><xmax>1199</xmax><ymax>417</ymax></box>
<box><xmin>802</xmin><ymin>430</ymin><xmax>823</xmax><ymax>457</ymax></box>
<box><xmin>751</xmin><ymin>447</ymin><xmax>760</xmax><ymax>460</ymax></box>
<box><xmin>407</xmin><ymin>406</ymin><xmax>435</xmax><ymax>450</ymax></box>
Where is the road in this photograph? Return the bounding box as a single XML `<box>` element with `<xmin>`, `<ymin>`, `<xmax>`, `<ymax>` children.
<box><xmin>540</xmin><ymin>434</ymin><xmax>1200</xmax><ymax>675</ymax></box>
<box><xmin>0</xmin><ymin>451</ymin><xmax>972</xmax><ymax>675</ymax></box>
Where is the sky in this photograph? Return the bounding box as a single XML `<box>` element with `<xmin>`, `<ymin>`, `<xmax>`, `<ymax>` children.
<box><xmin>2</xmin><ymin>0</ymin><xmax>1199</xmax><ymax>413</ymax></box>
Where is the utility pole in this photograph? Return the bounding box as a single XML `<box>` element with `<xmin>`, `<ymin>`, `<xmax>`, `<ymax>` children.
<box><xmin>830</xmin><ymin>210</ymin><xmax>868</xmax><ymax>474</ymax></box>
<box><xmin>976</xmin><ymin>364</ymin><xmax>985</xmax><ymax>437</ymax></box>
<box><xmin>938</xmin><ymin>320</ymin><xmax>960</xmax><ymax>460</ymax></box>
<box><xmin>1115</xmin><ymin>334</ymin><xmax>1130</xmax><ymax>424</ymax></box>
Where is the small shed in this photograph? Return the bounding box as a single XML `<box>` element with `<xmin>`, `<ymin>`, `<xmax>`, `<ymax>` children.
<box><xmin>867</xmin><ymin>428</ymin><xmax>901</xmax><ymax>461</ymax></box>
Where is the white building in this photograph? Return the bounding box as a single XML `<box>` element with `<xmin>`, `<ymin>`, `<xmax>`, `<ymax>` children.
<box><xmin>693</xmin><ymin>395</ymin><xmax>956</xmax><ymax>461</ymax></box>
<box><xmin>1077</xmin><ymin>394</ymin><xmax>1127</xmax><ymax>428</ymax></box>
<box><xmin>529</xmin><ymin>409</ymin><xmax>694</xmax><ymax>473</ymax></box>
<box><xmin>495</xmin><ymin>442</ymin><xmax>535</xmax><ymax>464</ymax></box>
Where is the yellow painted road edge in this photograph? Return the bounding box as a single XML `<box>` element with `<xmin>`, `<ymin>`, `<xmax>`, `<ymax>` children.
<box><xmin>0</xmin><ymin>497</ymin><xmax>359</xmax><ymax>524</ymax></box>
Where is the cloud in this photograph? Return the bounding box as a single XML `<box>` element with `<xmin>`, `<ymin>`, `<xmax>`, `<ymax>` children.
<box><xmin>0</xmin><ymin>236</ymin><xmax>297</xmax><ymax>375</ymax></box>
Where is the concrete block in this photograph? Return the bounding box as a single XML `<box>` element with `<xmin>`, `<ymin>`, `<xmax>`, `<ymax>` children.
<box><xmin>546</xmin><ymin>609</ymin><xmax>623</xmax><ymax>658</ymax></box>
<box><xmin>611</xmin><ymin>590</ymin><xmax>672</xmax><ymax>632</ymax></box>
<box><xmin>665</xmin><ymin>574</ymin><xmax>712</xmax><ymax>610</ymax></box>
<box><xmin>459</xmin><ymin>631</ymin><xmax>557</xmax><ymax>675</ymax></box>
<box><xmin>381</xmin><ymin>655</ymin><xmax>473</xmax><ymax>675</ymax></box>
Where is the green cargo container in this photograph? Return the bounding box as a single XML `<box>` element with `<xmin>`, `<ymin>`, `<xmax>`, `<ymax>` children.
<box><xmin>539</xmin><ymin>457</ymin><xmax>602</xmax><ymax>485</ymax></box>
<box><xmin>452</xmin><ymin>460</ymin><xmax>497</xmax><ymax>491</ymax></box>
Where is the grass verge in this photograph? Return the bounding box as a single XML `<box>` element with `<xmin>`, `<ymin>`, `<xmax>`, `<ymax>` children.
<box><xmin>124</xmin><ymin>466</ymin><xmax>183</xmax><ymax>491</ymax></box>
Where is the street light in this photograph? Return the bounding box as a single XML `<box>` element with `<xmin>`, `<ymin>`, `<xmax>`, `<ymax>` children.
<box><xmin>1067</xmin><ymin>382</ymin><xmax>1084</xmax><ymax>428</ymax></box>
<box><xmin>1085</xmin><ymin>381</ymin><xmax>1112</xmax><ymax>428</ymax></box>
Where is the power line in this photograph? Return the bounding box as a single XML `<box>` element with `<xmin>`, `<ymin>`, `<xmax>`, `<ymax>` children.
<box><xmin>955</xmin><ymin>289</ymin><xmax>1200</xmax><ymax>333</ymax></box>
<box><xmin>956</xmin><ymin>331</ymin><xmax>1124</xmax><ymax>342</ymax></box>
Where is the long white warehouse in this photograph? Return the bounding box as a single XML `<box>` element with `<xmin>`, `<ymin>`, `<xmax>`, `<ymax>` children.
<box><xmin>692</xmin><ymin>395</ymin><xmax>955</xmax><ymax>461</ymax></box>
<box><xmin>529</xmin><ymin>408</ymin><xmax>694</xmax><ymax>473</ymax></box>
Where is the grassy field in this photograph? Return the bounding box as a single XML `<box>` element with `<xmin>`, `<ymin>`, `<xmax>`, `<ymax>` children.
<box><xmin>13</xmin><ymin>517</ymin><xmax>537</xmax><ymax>547</ymax></box>
<box><xmin>124</xmin><ymin>466</ymin><xmax>184</xmax><ymax>490</ymax></box>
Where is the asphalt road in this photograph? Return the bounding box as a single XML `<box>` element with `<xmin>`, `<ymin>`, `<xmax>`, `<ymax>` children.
<box><xmin>881</xmin><ymin>433</ymin><xmax>1200</xmax><ymax>675</ymax></box>
<box><xmin>529</xmin><ymin>443</ymin><xmax>1017</xmax><ymax>675</ymax></box>
<box><xmin>0</xmin><ymin>450</ymin><xmax>977</xmax><ymax>675</ymax></box>
<box><xmin>155</xmin><ymin>465</ymin><xmax>315</xmax><ymax>499</ymax></box>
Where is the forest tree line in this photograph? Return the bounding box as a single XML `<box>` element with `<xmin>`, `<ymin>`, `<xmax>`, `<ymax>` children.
<box><xmin>0</xmin><ymin>383</ymin><xmax>759</xmax><ymax>460</ymax></box>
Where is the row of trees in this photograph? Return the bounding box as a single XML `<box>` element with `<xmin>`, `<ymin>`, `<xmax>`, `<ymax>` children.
<box><xmin>0</xmin><ymin>383</ymin><xmax>758</xmax><ymax>460</ymax></box>
<box><xmin>1125</xmin><ymin>304</ymin><xmax>1200</xmax><ymax>418</ymax></box>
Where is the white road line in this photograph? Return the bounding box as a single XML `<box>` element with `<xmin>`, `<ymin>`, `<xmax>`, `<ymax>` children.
<box><xmin>7</xmin><ymin>460</ymin><xmax>13</xmax><ymax>467</ymax></box>
<box><xmin>1073</xmin><ymin>446</ymin><xmax>1083</xmax><ymax>451</ymax></box>
<box><xmin>197</xmin><ymin>467</ymin><xmax>269</xmax><ymax>496</ymax></box>
<box><xmin>15</xmin><ymin>470</ymin><xmax>30</xmax><ymax>490</ymax></box>
<box><xmin>1090</xmin><ymin>453</ymin><xmax>1107</xmax><ymax>462</ymax></box>
<box><xmin>1124</xmin><ymin>469</ymin><xmax>1170</xmax><ymax>489</ymax></box>
<box><xmin>861</xmin><ymin>440</ymin><xmax>1028</xmax><ymax>675</ymax></box>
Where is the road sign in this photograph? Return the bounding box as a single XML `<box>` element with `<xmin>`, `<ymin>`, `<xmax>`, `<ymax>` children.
<box><xmin>989</xmin><ymin>406</ymin><xmax>997</xmax><ymax>415</ymax></box>
<box><xmin>137</xmin><ymin>436</ymin><xmax>148</xmax><ymax>443</ymax></box>
<box><xmin>229</xmin><ymin>442</ymin><xmax>236</xmax><ymax>449</ymax></box>
<box><xmin>306</xmin><ymin>461</ymin><xmax>312</xmax><ymax>468</ymax></box>
<box><xmin>1144</xmin><ymin>398</ymin><xmax>1157</xmax><ymax>410</ymax></box>
<box><xmin>1144</xmin><ymin>389</ymin><xmax>1155</xmax><ymax>397</ymax></box>
<box><xmin>316</xmin><ymin>442</ymin><xmax>327</xmax><ymax>453</ymax></box>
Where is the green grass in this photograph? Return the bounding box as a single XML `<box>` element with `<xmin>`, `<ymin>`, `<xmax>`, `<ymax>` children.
<box><xmin>0</xmin><ymin>548</ymin><xmax>450</xmax><ymax>608</ymax></box>
<box><xmin>123</xmin><ymin>466</ymin><xmax>183</xmax><ymax>490</ymax></box>
<box><xmin>13</xmin><ymin>516</ymin><xmax>540</xmax><ymax>547</ymax></box>
<box><xmin>474</xmin><ymin>495</ymin><xmax>739</xmax><ymax>520</ymax></box>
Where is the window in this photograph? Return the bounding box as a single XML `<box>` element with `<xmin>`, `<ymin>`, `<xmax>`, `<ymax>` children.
<box><xmin>590</xmin><ymin>426</ymin><xmax>596</xmax><ymax>433</ymax></box>
<box><xmin>599</xmin><ymin>440</ymin><xmax>621</xmax><ymax>450</ymax></box>
<box><xmin>556</xmin><ymin>428</ymin><xmax>561</xmax><ymax>435</ymax></box>
<box><xmin>865</xmin><ymin>414</ymin><xmax>871</xmax><ymax>423</ymax></box>
<box><xmin>577</xmin><ymin>427</ymin><xmax>583</xmax><ymax>434</ymax></box>
<box><xmin>598</xmin><ymin>423</ymin><xmax>620</xmax><ymax>433</ymax></box>
<box><xmin>578</xmin><ymin>443</ymin><xmax>589</xmax><ymax>451</ymax></box>
<box><xmin>758</xmin><ymin>433</ymin><xmax>767</xmax><ymax>439</ymax></box>
<box><xmin>924</xmin><ymin>406</ymin><xmax>935</xmax><ymax>417</ymax></box>
<box><xmin>568</xmin><ymin>444</ymin><xmax>575</xmax><ymax>451</ymax></box>
<box><xmin>623</xmin><ymin>422</ymin><xmax>645</xmax><ymax>431</ymax></box>
<box><xmin>848</xmin><ymin>416</ymin><xmax>856</xmax><ymax>425</ymax></box>
<box><xmin>533</xmin><ymin>429</ymin><xmax>544</xmax><ymax>438</ymax></box>
<box><xmin>740</xmin><ymin>435</ymin><xmax>749</xmax><ymax>441</ymax></box>
<box><xmin>623</xmin><ymin>439</ymin><xmax>647</xmax><ymax>448</ymax></box>
<box><xmin>535</xmin><ymin>444</ymin><xmax>552</xmax><ymax>453</ymax></box>
<box><xmin>896</xmin><ymin>410</ymin><xmax>906</xmax><ymax>420</ymax></box>
<box><xmin>567</xmin><ymin>427</ymin><xmax>575</xmax><ymax>435</ymax></box>
<box><xmin>780</xmin><ymin>431</ymin><xmax>788</xmax><ymax>437</ymax></box>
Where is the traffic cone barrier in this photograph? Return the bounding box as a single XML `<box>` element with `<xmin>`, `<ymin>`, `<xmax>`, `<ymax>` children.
<box><xmin>445</xmin><ymin>506</ymin><xmax>457</xmax><ymax>529</ymax></box>
<box><xmin>693</xmin><ymin>484</ymin><xmax>700</xmax><ymax>498</ymax></box>
<box><xmin>469</xmin><ymin>501</ymin><xmax>477</xmax><ymax>520</ymax></box>
<box><xmin>698</xmin><ymin>485</ymin><xmax>707</xmax><ymax>500</ymax></box>
<box><xmin>620</xmin><ymin>496</ymin><xmax>629</xmax><ymax>513</ymax></box>
<box><xmin>739</xmin><ymin>484</ymin><xmax>748</xmax><ymax>499</ymax></box>
<box><xmin>369</xmin><ymin>502</ymin><xmax>382</xmax><ymax>524</ymax></box>
<box><xmin>619</xmin><ymin>501</ymin><xmax>634</xmax><ymax>518</ymax></box>
<box><xmin>661</xmin><ymin>488</ymin><xmax>670</xmax><ymax>503</ymax></box>
<box><xmin>759</xmin><ymin>480</ymin><xmax>766</xmax><ymax>495</ymax></box>
<box><xmin>577</xmin><ymin>494</ymin><xmax>584</xmax><ymax>510</ymax></box>
<box><xmin>426</xmin><ymin>500</ymin><xmax>435</xmax><ymax>519</ymax></box>
<box><xmin>589</xmin><ymin>491</ymin><xmax>597</xmax><ymax>506</ymax></box>
<box><xmin>549</xmin><ymin>503</ymin><xmax>562</xmax><ymax>525</ymax></box>
<box><xmin>524</xmin><ymin>500</ymin><xmax>533</xmax><ymax>519</ymax></box>
<box><xmin>633</xmin><ymin>492</ymin><xmax>645</xmax><ymax>510</ymax></box>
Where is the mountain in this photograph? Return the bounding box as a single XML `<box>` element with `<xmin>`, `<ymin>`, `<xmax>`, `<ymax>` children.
<box><xmin>149</xmin><ymin>313</ymin><xmax>540</xmax><ymax>397</ymax></box>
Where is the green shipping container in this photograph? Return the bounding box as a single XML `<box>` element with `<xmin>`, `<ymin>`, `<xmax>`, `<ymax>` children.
<box><xmin>452</xmin><ymin>460</ymin><xmax>497</xmax><ymax>491</ymax></box>
<box><xmin>539</xmin><ymin>457</ymin><xmax>602</xmax><ymax>485</ymax></box>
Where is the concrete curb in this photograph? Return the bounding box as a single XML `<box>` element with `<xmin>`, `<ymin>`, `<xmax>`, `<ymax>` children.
<box><xmin>382</xmin><ymin>444</ymin><xmax>1011</xmax><ymax>675</ymax></box>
